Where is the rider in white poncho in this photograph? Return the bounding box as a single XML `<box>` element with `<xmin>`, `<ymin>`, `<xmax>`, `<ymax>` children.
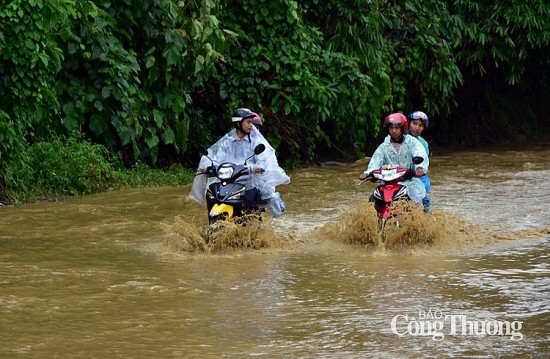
<box><xmin>360</xmin><ymin>113</ymin><xmax>429</xmax><ymax>204</ymax></box>
<box><xmin>189</xmin><ymin>108</ymin><xmax>290</xmax><ymax>216</ymax></box>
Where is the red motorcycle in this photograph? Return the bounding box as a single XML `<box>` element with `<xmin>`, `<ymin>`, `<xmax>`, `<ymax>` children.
<box><xmin>360</xmin><ymin>157</ymin><xmax>423</xmax><ymax>229</ymax></box>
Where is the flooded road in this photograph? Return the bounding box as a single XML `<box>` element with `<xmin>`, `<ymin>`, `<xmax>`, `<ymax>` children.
<box><xmin>1</xmin><ymin>145</ymin><xmax>549</xmax><ymax>358</ymax></box>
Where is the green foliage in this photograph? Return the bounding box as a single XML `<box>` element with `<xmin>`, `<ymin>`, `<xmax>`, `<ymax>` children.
<box><xmin>210</xmin><ymin>0</ymin><xmax>374</xmax><ymax>160</ymax></box>
<box><xmin>450</xmin><ymin>0</ymin><xmax>550</xmax><ymax>86</ymax></box>
<box><xmin>436</xmin><ymin>0</ymin><xmax>550</xmax><ymax>144</ymax></box>
<box><xmin>55</xmin><ymin>0</ymin><xmax>228</xmax><ymax>166</ymax></box>
<box><xmin>304</xmin><ymin>0</ymin><xmax>464</xmax><ymax>116</ymax></box>
<box><xmin>383</xmin><ymin>0</ymin><xmax>464</xmax><ymax>115</ymax></box>
<box><xmin>302</xmin><ymin>0</ymin><xmax>390</xmax><ymax>140</ymax></box>
<box><xmin>1</xmin><ymin>0</ymin><xmax>549</xmax><ymax>204</ymax></box>
<box><xmin>0</xmin><ymin>113</ymin><xmax>26</xmax><ymax>201</ymax></box>
<box><xmin>0</xmin><ymin>0</ymin><xmax>66</xmax><ymax>123</ymax></box>
<box><xmin>0</xmin><ymin>112</ymin><xmax>23</xmax><ymax>161</ymax></box>
<box><xmin>0</xmin><ymin>0</ymin><xmax>70</xmax><ymax>173</ymax></box>
<box><xmin>2</xmin><ymin>135</ymin><xmax>115</xmax><ymax>203</ymax></box>
<box><xmin>202</xmin><ymin>0</ymin><xmax>467</xmax><ymax>160</ymax></box>
<box><xmin>113</xmin><ymin>162</ymin><xmax>195</xmax><ymax>189</ymax></box>
<box><xmin>1</xmin><ymin>134</ymin><xmax>195</xmax><ymax>204</ymax></box>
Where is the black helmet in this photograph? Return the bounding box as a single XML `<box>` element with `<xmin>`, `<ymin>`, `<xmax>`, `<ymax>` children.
<box><xmin>231</xmin><ymin>108</ymin><xmax>255</xmax><ymax>122</ymax></box>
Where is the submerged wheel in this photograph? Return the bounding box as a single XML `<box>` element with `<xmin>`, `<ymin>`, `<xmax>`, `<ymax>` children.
<box><xmin>205</xmin><ymin>227</ymin><xmax>215</xmax><ymax>244</ymax></box>
<box><xmin>208</xmin><ymin>214</ymin><xmax>226</xmax><ymax>225</ymax></box>
<box><xmin>206</xmin><ymin>214</ymin><xmax>228</xmax><ymax>244</ymax></box>
<box><xmin>378</xmin><ymin>218</ymin><xmax>388</xmax><ymax>243</ymax></box>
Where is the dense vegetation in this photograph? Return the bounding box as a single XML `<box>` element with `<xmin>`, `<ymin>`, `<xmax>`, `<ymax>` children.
<box><xmin>1</xmin><ymin>0</ymin><xmax>549</xmax><ymax>204</ymax></box>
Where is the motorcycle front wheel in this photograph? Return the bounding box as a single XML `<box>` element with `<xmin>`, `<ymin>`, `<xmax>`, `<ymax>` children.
<box><xmin>206</xmin><ymin>214</ymin><xmax>228</xmax><ymax>244</ymax></box>
<box><xmin>378</xmin><ymin>219</ymin><xmax>388</xmax><ymax>243</ymax></box>
<box><xmin>208</xmin><ymin>214</ymin><xmax>227</xmax><ymax>225</ymax></box>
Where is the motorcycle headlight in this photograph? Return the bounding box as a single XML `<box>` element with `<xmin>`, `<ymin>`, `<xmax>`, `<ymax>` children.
<box><xmin>381</xmin><ymin>168</ymin><xmax>398</xmax><ymax>181</ymax></box>
<box><xmin>218</xmin><ymin>166</ymin><xmax>234</xmax><ymax>180</ymax></box>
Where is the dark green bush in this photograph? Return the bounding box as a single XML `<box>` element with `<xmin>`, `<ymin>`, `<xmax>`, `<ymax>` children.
<box><xmin>2</xmin><ymin>135</ymin><xmax>114</xmax><ymax>203</ymax></box>
<box><xmin>0</xmin><ymin>134</ymin><xmax>196</xmax><ymax>205</ymax></box>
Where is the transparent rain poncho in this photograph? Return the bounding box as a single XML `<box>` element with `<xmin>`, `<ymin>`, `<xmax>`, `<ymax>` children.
<box><xmin>366</xmin><ymin>134</ymin><xmax>429</xmax><ymax>204</ymax></box>
<box><xmin>189</xmin><ymin>126</ymin><xmax>290</xmax><ymax>212</ymax></box>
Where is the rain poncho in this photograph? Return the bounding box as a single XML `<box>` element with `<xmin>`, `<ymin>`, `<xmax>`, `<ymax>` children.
<box><xmin>189</xmin><ymin>126</ymin><xmax>290</xmax><ymax>211</ymax></box>
<box><xmin>409</xmin><ymin>133</ymin><xmax>431</xmax><ymax>211</ymax></box>
<box><xmin>414</xmin><ymin>135</ymin><xmax>429</xmax><ymax>156</ymax></box>
<box><xmin>366</xmin><ymin>134</ymin><xmax>429</xmax><ymax>204</ymax></box>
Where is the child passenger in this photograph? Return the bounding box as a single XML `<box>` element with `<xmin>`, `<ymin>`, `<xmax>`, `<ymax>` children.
<box><xmin>407</xmin><ymin>111</ymin><xmax>431</xmax><ymax>213</ymax></box>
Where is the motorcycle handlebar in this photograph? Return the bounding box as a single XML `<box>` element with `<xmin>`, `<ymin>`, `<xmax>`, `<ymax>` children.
<box><xmin>360</xmin><ymin>174</ymin><xmax>376</xmax><ymax>182</ymax></box>
<box><xmin>359</xmin><ymin>168</ymin><xmax>417</xmax><ymax>182</ymax></box>
<box><xmin>197</xmin><ymin>165</ymin><xmax>263</xmax><ymax>178</ymax></box>
<box><xmin>195</xmin><ymin>166</ymin><xmax>216</xmax><ymax>176</ymax></box>
<box><xmin>403</xmin><ymin>171</ymin><xmax>414</xmax><ymax>181</ymax></box>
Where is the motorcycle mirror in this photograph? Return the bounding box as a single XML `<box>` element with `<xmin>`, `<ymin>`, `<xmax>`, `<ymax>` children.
<box><xmin>245</xmin><ymin>144</ymin><xmax>266</xmax><ymax>166</ymax></box>
<box><xmin>254</xmin><ymin>144</ymin><xmax>266</xmax><ymax>155</ymax></box>
<box><xmin>199</xmin><ymin>144</ymin><xmax>215</xmax><ymax>170</ymax></box>
<box><xmin>412</xmin><ymin>156</ymin><xmax>423</xmax><ymax>164</ymax></box>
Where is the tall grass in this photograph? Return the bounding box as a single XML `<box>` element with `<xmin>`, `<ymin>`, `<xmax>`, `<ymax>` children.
<box><xmin>1</xmin><ymin>135</ymin><xmax>194</xmax><ymax>205</ymax></box>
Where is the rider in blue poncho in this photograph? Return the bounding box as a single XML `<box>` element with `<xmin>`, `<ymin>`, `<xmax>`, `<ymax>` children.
<box><xmin>407</xmin><ymin>111</ymin><xmax>432</xmax><ymax>213</ymax></box>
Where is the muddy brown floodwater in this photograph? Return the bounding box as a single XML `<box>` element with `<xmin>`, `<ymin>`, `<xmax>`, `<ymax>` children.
<box><xmin>1</xmin><ymin>145</ymin><xmax>549</xmax><ymax>358</ymax></box>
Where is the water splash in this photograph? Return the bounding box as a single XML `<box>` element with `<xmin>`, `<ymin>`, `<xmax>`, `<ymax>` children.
<box><xmin>160</xmin><ymin>202</ymin><xmax>549</xmax><ymax>257</ymax></box>
<box><xmin>160</xmin><ymin>214</ymin><xmax>287</xmax><ymax>255</ymax></box>
<box><xmin>317</xmin><ymin>200</ymin><xmax>495</xmax><ymax>254</ymax></box>
<box><xmin>161</xmin><ymin>215</ymin><xmax>206</xmax><ymax>253</ymax></box>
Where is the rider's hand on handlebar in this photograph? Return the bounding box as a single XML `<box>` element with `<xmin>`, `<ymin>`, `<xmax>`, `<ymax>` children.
<box><xmin>252</xmin><ymin>166</ymin><xmax>264</xmax><ymax>174</ymax></box>
<box><xmin>415</xmin><ymin>167</ymin><xmax>425</xmax><ymax>177</ymax></box>
<box><xmin>198</xmin><ymin>166</ymin><xmax>213</xmax><ymax>175</ymax></box>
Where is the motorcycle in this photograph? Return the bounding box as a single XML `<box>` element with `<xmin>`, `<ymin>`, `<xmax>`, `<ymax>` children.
<box><xmin>199</xmin><ymin>144</ymin><xmax>266</xmax><ymax>242</ymax></box>
<box><xmin>359</xmin><ymin>156</ymin><xmax>424</xmax><ymax>235</ymax></box>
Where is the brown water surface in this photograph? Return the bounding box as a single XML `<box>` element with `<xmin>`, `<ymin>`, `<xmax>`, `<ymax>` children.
<box><xmin>1</xmin><ymin>146</ymin><xmax>549</xmax><ymax>358</ymax></box>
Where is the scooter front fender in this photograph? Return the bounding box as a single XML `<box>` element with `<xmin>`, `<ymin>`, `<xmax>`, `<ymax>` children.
<box><xmin>209</xmin><ymin>203</ymin><xmax>234</xmax><ymax>219</ymax></box>
<box><xmin>379</xmin><ymin>205</ymin><xmax>392</xmax><ymax>219</ymax></box>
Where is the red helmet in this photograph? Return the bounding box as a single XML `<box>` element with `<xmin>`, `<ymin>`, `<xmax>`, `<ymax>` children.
<box><xmin>383</xmin><ymin>113</ymin><xmax>408</xmax><ymax>134</ymax></box>
<box><xmin>251</xmin><ymin>112</ymin><xmax>263</xmax><ymax>126</ymax></box>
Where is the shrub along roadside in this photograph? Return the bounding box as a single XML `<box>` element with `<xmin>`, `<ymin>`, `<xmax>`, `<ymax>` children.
<box><xmin>0</xmin><ymin>135</ymin><xmax>195</xmax><ymax>206</ymax></box>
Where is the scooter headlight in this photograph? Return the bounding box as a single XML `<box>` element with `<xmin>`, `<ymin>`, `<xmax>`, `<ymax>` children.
<box><xmin>217</xmin><ymin>166</ymin><xmax>234</xmax><ymax>180</ymax></box>
<box><xmin>380</xmin><ymin>168</ymin><xmax>398</xmax><ymax>181</ymax></box>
